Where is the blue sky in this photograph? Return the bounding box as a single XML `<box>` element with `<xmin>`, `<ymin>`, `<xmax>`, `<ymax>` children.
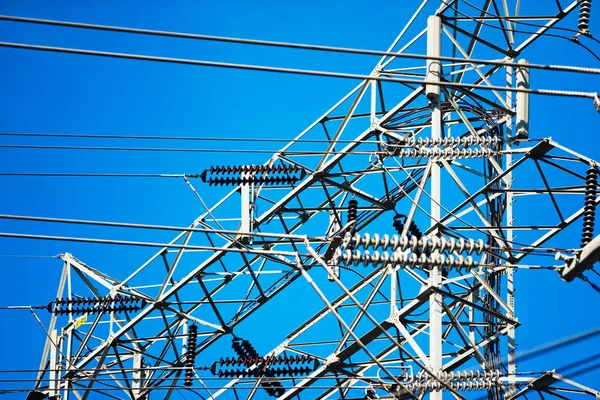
<box><xmin>1</xmin><ymin>1</ymin><xmax>600</xmax><ymax>399</ymax></box>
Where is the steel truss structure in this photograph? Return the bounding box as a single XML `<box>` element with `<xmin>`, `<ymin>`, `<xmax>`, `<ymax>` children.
<box><xmin>13</xmin><ymin>0</ymin><xmax>600</xmax><ymax>399</ymax></box>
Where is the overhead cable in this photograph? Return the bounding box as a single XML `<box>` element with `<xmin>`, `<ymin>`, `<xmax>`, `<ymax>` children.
<box><xmin>0</xmin><ymin>132</ymin><xmax>383</xmax><ymax>144</ymax></box>
<box><xmin>0</xmin><ymin>213</ymin><xmax>311</xmax><ymax>240</ymax></box>
<box><xmin>0</xmin><ymin>15</ymin><xmax>599</xmax><ymax>75</ymax></box>
<box><xmin>0</xmin><ymin>232</ymin><xmax>303</xmax><ymax>256</ymax></box>
<box><xmin>0</xmin><ymin>172</ymin><xmax>187</xmax><ymax>178</ymax></box>
<box><xmin>0</xmin><ymin>42</ymin><xmax>598</xmax><ymax>102</ymax></box>
<box><xmin>0</xmin><ymin>144</ymin><xmax>380</xmax><ymax>155</ymax></box>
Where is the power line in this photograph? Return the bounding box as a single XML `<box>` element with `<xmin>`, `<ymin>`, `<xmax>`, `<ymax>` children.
<box><xmin>0</xmin><ymin>213</ymin><xmax>311</xmax><ymax>240</ymax></box>
<box><xmin>1</xmin><ymin>14</ymin><xmax>599</xmax><ymax>76</ymax></box>
<box><xmin>0</xmin><ymin>132</ymin><xmax>382</xmax><ymax>144</ymax></box>
<box><xmin>0</xmin><ymin>172</ymin><xmax>187</xmax><ymax>178</ymax></box>
<box><xmin>0</xmin><ymin>144</ymin><xmax>381</xmax><ymax>155</ymax></box>
<box><xmin>0</xmin><ymin>42</ymin><xmax>598</xmax><ymax>101</ymax></box>
<box><xmin>0</xmin><ymin>172</ymin><xmax>192</xmax><ymax>178</ymax></box>
<box><xmin>506</xmin><ymin>327</ymin><xmax>600</xmax><ymax>364</ymax></box>
<box><xmin>0</xmin><ymin>232</ymin><xmax>305</xmax><ymax>256</ymax></box>
<box><xmin>0</xmin><ymin>254</ymin><xmax>59</xmax><ymax>259</ymax></box>
<box><xmin>566</xmin><ymin>361</ymin><xmax>600</xmax><ymax>380</ymax></box>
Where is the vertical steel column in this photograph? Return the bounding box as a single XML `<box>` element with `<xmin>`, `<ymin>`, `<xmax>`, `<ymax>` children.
<box><xmin>506</xmin><ymin>63</ymin><xmax>517</xmax><ymax>392</ymax></box>
<box><xmin>327</xmin><ymin>210</ymin><xmax>341</xmax><ymax>282</ymax></box>
<box><xmin>516</xmin><ymin>60</ymin><xmax>530</xmax><ymax>140</ymax></box>
<box><xmin>370</xmin><ymin>78</ymin><xmax>377</xmax><ymax>125</ymax></box>
<box><xmin>182</xmin><ymin>322</ymin><xmax>188</xmax><ymax>359</ymax></box>
<box><xmin>36</xmin><ymin>260</ymin><xmax>69</xmax><ymax>388</ymax></box>
<box><xmin>426</xmin><ymin>15</ymin><xmax>443</xmax><ymax>400</ymax></box>
<box><xmin>64</xmin><ymin>267</ymin><xmax>73</xmax><ymax>400</ymax></box>
<box><xmin>133</xmin><ymin>353</ymin><xmax>144</xmax><ymax>399</ymax></box>
<box><xmin>240</xmin><ymin>169</ymin><xmax>251</xmax><ymax>239</ymax></box>
<box><xmin>48</xmin><ymin>329</ymin><xmax>59</xmax><ymax>398</ymax></box>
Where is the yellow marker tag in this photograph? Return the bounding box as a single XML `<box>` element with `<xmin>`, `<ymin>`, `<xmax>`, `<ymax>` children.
<box><xmin>74</xmin><ymin>314</ymin><xmax>87</xmax><ymax>329</ymax></box>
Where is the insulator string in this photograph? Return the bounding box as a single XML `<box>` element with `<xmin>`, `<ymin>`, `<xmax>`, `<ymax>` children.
<box><xmin>335</xmin><ymin>249</ymin><xmax>478</xmax><ymax>270</ymax></box>
<box><xmin>582</xmin><ymin>166</ymin><xmax>598</xmax><ymax>247</ymax></box>
<box><xmin>193</xmin><ymin>165</ymin><xmax>308</xmax><ymax>187</ymax></box>
<box><xmin>217</xmin><ymin>355</ymin><xmax>316</xmax><ymax>367</ymax></box>
<box><xmin>184</xmin><ymin>324</ymin><xmax>198</xmax><ymax>387</ymax></box>
<box><xmin>391</xmin><ymin>147</ymin><xmax>497</xmax><ymax>159</ymax></box>
<box><xmin>44</xmin><ymin>295</ymin><xmax>145</xmax><ymax>316</ymax></box>
<box><xmin>342</xmin><ymin>233</ymin><xmax>488</xmax><ymax>255</ymax></box>
<box><xmin>229</xmin><ymin>338</ymin><xmax>286</xmax><ymax>397</ymax></box>
<box><xmin>0</xmin><ymin>41</ymin><xmax>598</xmax><ymax>101</ymax></box>
<box><xmin>346</xmin><ymin>199</ymin><xmax>359</xmax><ymax>251</ymax></box>
<box><xmin>578</xmin><ymin>0</ymin><xmax>593</xmax><ymax>35</ymax></box>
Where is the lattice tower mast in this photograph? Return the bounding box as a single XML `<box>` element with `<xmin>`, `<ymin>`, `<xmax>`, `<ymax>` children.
<box><xmin>30</xmin><ymin>1</ymin><xmax>600</xmax><ymax>399</ymax></box>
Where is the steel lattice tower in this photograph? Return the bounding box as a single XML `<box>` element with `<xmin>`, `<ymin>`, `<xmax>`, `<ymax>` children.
<box><xmin>9</xmin><ymin>1</ymin><xmax>600</xmax><ymax>399</ymax></box>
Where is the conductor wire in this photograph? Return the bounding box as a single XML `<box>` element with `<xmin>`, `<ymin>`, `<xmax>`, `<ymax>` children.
<box><xmin>0</xmin><ymin>42</ymin><xmax>598</xmax><ymax>100</ymax></box>
<box><xmin>0</xmin><ymin>14</ymin><xmax>599</xmax><ymax>75</ymax></box>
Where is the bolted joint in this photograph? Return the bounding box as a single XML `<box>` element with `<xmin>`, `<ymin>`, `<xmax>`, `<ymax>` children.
<box><xmin>323</xmin><ymin>355</ymin><xmax>341</xmax><ymax>371</ymax></box>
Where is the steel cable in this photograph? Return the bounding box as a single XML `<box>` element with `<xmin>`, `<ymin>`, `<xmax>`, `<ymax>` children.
<box><xmin>0</xmin><ymin>15</ymin><xmax>599</xmax><ymax>75</ymax></box>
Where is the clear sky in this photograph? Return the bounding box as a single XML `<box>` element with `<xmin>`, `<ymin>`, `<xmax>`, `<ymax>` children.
<box><xmin>0</xmin><ymin>1</ymin><xmax>599</xmax><ymax>399</ymax></box>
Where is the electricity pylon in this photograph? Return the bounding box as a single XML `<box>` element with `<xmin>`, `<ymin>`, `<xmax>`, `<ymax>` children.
<box><xmin>29</xmin><ymin>1</ymin><xmax>600</xmax><ymax>399</ymax></box>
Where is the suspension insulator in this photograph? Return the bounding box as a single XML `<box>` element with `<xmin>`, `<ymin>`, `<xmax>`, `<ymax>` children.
<box><xmin>347</xmin><ymin>200</ymin><xmax>358</xmax><ymax>228</ymax></box>
<box><xmin>582</xmin><ymin>166</ymin><xmax>598</xmax><ymax>247</ymax></box>
<box><xmin>408</xmin><ymin>222</ymin><xmax>422</xmax><ymax>241</ymax></box>
<box><xmin>46</xmin><ymin>295</ymin><xmax>145</xmax><ymax>316</ymax></box>
<box><xmin>342</xmin><ymin>232</ymin><xmax>487</xmax><ymax>255</ymax></box>
<box><xmin>399</xmin><ymin>147</ymin><xmax>496</xmax><ymax>160</ymax></box>
<box><xmin>231</xmin><ymin>340</ymin><xmax>245</xmax><ymax>359</ymax></box>
<box><xmin>231</xmin><ymin>338</ymin><xmax>260</xmax><ymax>361</ymax></box>
<box><xmin>270</xmin><ymin>366</ymin><xmax>312</xmax><ymax>376</ymax></box>
<box><xmin>204</xmin><ymin>175</ymin><xmax>305</xmax><ymax>186</ymax></box>
<box><xmin>334</xmin><ymin>248</ymin><xmax>476</xmax><ymax>270</ymax></box>
<box><xmin>216</xmin><ymin>367</ymin><xmax>287</xmax><ymax>397</ymax></box>
<box><xmin>401</xmin><ymin>135</ymin><xmax>503</xmax><ymax>148</ymax></box>
<box><xmin>262</xmin><ymin>384</ymin><xmax>277</xmax><ymax>398</ymax></box>
<box><xmin>263</xmin><ymin>370</ymin><xmax>286</xmax><ymax>397</ymax></box>
<box><xmin>347</xmin><ymin>199</ymin><xmax>359</xmax><ymax>250</ymax></box>
<box><xmin>271</xmin><ymin>383</ymin><xmax>285</xmax><ymax>398</ymax></box>
<box><xmin>184</xmin><ymin>324</ymin><xmax>198</xmax><ymax>387</ymax></box>
<box><xmin>388</xmin><ymin>369</ymin><xmax>503</xmax><ymax>393</ymax></box>
<box><xmin>579</xmin><ymin>0</ymin><xmax>592</xmax><ymax>34</ymax></box>
<box><xmin>208</xmin><ymin>164</ymin><xmax>302</xmax><ymax>175</ymax></box>
<box><xmin>200</xmin><ymin>165</ymin><xmax>306</xmax><ymax>186</ymax></box>
<box><xmin>392</xmin><ymin>214</ymin><xmax>405</xmax><ymax>236</ymax></box>
<box><xmin>224</xmin><ymin>340</ymin><xmax>312</xmax><ymax>397</ymax></box>
<box><xmin>218</xmin><ymin>354</ymin><xmax>315</xmax><ymax>367</ymax></box>
<box><xmin>215</xmin><ymin>365</ymin><xmax>313</xmax><ymax>378</ymax></box>
<box><xmin>242</xmin><ymin>340</ymin><xmax>260</xmax><ymax>359</ymax></box>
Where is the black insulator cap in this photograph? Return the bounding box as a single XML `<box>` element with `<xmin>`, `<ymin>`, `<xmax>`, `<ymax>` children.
<box><xmin>263</xmin><ymin>385</ymin><xmax>276</xmax><ymax>397</ymax></box>
<box><xmin>408</xmin><ymin>221</ymin><xmax>422</xmax><ymax>240</ymax></box>
<box><xmin>392</xmin><ymin>219</ymin><xmax>404</xmax><ymax>231</ymax></box>
<box><xmin>347</xmin><ymin>200</ymin><xmax>358</xmax><ymax>217</ymax></box>
<box><xmin>392</xmin><ymin>214</ymin><xmax>406</xmax><ymax>235</ymax></box>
